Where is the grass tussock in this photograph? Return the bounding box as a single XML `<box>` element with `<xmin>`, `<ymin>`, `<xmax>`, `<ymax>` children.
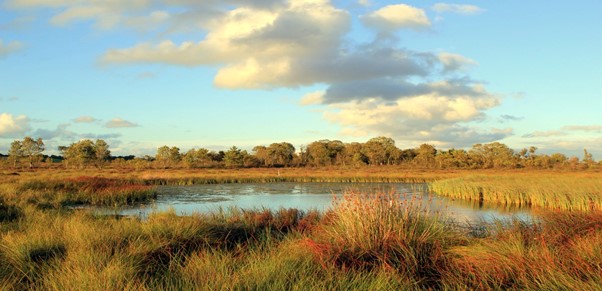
<box><xmin>302</xmin><ymin>191</ymin><xmax>463</xmax><ymax>288</ymax></box>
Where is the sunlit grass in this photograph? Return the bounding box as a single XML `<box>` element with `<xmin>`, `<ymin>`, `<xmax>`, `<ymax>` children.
<box><xmin>0</xmin><ymin>190</ymin><xmax>601</xmax><ymax>289</ymax></box>
<box><xmin>430</xmin><ymin>173</ymin><xmax>602</xmax><ymax>211</ymax></box>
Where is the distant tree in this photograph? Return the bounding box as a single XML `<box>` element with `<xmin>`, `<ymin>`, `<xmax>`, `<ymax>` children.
<box><xmin>252</xmin><ymin>145</ymin><xmax>269</xmax><ymax>166</ymax></box>
<box><xmin>583</xmin><ymin>148</ymin><xmax>595</xmax><ymax>168</ymax></box>
<box><xmin>61</xmin><ymin>139</ymin><xmax>96</xmax><ymax>168</ymax></box>
<box><xmin>434</xmin><ymin>148</ymin><xmax>468</xmax><ymax>169</ymax></box>
<box><xmin>21</xmin><ymin>137</ymin><xmax>44</xmax><ymax>168</ymax></box>
<box><xmin>267</xmin><ymin>142</ymin><xmax>295</xmax><ymax>167</ymax></box>
<box><xmin>362</xmin><ymin>137</ymin><xmax>400</xmax><ymax>165</ymax></box>
<box><xmin>8</xmin><ymin>140</ymin><xmax>23</xmax><ymax>168</ymax></box>
<box><xmin>156</xmin><ymin>146</ymin><xmax>181</xmax><ymax>168</ymax></box>
<box><xmin>306</xmin><ymin>140</ymin><xmax>345</xmax><ymax>166</ymax></box>
<box><xmin>10</xmin><ymin>137</ymin><xmax>45</xmax><ymax>168</ymax></box>
<box><xmin>413</xmin><ymin>144</ymin><xmax>437</xmax><ymax>168</ymax></box>
<box><xmin>183</xmin><ymin>148</ymin><xmax>212</xmax><ymax>168</ymax></box>
<box><xmin>94</xmin><ymin>139</ymin><xmax>111</xmax><ymax>168</ymax></box>
<box><xmin>224</xmin><ymin>146</ymin><xmax>244</xmax><ymax>168</ymax></box>
<box><xmin>468</xmin><ymin>142</ymin><xmax>516</xmax><ymax>169</ymax></box>
<box><xmin>342</xmin><ymin>142</ymin><xmax>367</xmax><ymax>167</ymax></box>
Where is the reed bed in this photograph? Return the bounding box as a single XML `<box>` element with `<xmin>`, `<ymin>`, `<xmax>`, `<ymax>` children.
<box><xmin>0</xmin><ymin>176</ymin><xmax>157</xmax><ymax>209</ymax></box>
<box><xmin>430</xmin><ymin>174</ymin><xmax>602</xmax><ymax>211</ymax></box>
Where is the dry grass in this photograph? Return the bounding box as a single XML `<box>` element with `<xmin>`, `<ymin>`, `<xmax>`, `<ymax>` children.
<box><xmin>430</xmin><ymin>172</ymin><xmax>602</xmax><ymax>210</ymax></box>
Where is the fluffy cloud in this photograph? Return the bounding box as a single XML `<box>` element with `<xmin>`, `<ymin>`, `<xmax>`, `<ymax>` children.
<box><xmin>105</xmin><ymin>118</ymin><xmax>139</xmax><ymax>128</ymax></box>
<box><xmin>432</xmin><ymin>3</ymin><xmax>484</xmax><ymax>15</ymax></box>
<box><xmin>320</xmin><ymin>85</ymin><xmax>506</xmax><ymax>147</ymax></box>
<box><xmin>0</xmin><ymin>40</ymin><xmax>23</xmax><ymax>58</ymax></box>
<box><xmin>361</xmin><ymin>4</ymin><xmax>431</xmax><ymax>32</ymax></box>
<box><xmin>0</xmin><ymin>113</ymin><xmax>31</xmax><ymax>137</ymax></box>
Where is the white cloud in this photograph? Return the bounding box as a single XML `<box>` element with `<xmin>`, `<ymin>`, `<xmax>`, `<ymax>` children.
<box><xmin>0</xmin><ymin>113</ymin><xmax>31</xmax><ymax>137</ymax></box>
<box><xmin>0</xmin><ymin>40</ymin><xmax>23</xmax><ymax>58</ymax></box>
<box><xmin>105</xmin><ymin>118</ymin><xmax>139</xmax><ymax>128</ymax></box>
<box><xmin>73</xmin><ymin>116</ymin><xmax>98</xmax><ymax>123</ymax></box>
<box><xmin>322</xmin><ymin>87</ymin><xmax>504</xmax><ymax>147</ymax></box>
<box><xmin>361</xmin><ymin>4</ymin><xmax>431</xmax><ymax>32</ymax></box>
<box><xmin>432</xmin><ymin>3</ymin><xmax>484</xmax><ymax>15</ymax></box>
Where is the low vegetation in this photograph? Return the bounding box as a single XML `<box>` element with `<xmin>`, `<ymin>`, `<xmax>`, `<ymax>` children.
<box><xmin>1</xmin><ymin>191</ymin><xmax>601</xmax><ymax>289</ymax></box>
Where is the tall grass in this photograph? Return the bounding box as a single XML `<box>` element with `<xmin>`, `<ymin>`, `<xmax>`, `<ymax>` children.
<box><xmin>301</xmin><ymin>191</ymin><xmax>463</xmax><ymax>288</ymax></box>
<box><xmin>2</xmin><ymin>174</ymin><xmax>602</xmax><ymax>289</ymax></box>
<box><xmin>430</xmin><ymin>174</ymin><xmax>602</xmax><ymax>211</ymax></box>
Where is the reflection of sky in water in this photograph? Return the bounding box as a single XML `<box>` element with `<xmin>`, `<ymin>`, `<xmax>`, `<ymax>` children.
<box><xmin>100</xmin><ymin>183</ymin><xmax>532</xmax><ymax>223</ymax></box>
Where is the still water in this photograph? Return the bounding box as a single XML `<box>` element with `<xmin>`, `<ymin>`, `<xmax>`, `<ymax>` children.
<box><xmin>97</xmin><ymin>182</ymin><xmax>531</xmax><ymax>223</ymax></box>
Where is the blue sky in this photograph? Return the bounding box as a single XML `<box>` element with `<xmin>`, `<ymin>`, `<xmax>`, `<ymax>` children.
<box><xmin>1</xmin><ymin>0</ymin><xmax>601</xmax><ymax>158</ymax></box>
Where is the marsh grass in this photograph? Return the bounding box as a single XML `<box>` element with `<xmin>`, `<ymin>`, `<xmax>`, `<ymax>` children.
<box><xmin>302</xmin><ymin>191</ymin><xmax>464</xmax><ymax>289</ymax></box>
<box><xmin>11</xmin><ymin>176</ymin><xmax>157</xmax><ymax>208</ymax></box>
<box><xmin>2</xmin><ymin>169</ymin><xmax>602</xmax><ymax>289</ymax></box>
<box><xmin>430</xmin><ymin>174</ymin><xmax>602</xmax><ymax>211</ymax></box>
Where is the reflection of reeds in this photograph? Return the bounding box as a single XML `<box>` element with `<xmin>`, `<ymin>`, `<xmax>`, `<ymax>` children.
<box><xmin>430</xmin><ymin>175</ymin><xmax>602</xmax><ymax>211</ymax></box>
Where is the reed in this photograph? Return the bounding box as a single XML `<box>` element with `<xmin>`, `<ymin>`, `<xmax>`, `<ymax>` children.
<box><xmin>430</xmin><ymin>173</ymin><xmax>602</xmax><ymax>210</ymax></box>
<box><xmin>302</xmin><ymin>190</ymin><xmax>463</xmax><ymax>288</ymax></box>
<box><xmin>11</xmin><ymin>176</ymin><xmax>157</xmax><ymax>208</ymax></box>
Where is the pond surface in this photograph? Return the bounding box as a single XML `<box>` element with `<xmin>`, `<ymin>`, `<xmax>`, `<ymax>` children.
<box><xmin>95</xmin><ymin>182</ymin><xmax>531</xmax><ymax>223</ymax></box>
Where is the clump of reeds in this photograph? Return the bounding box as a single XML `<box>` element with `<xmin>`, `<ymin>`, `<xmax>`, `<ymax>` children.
<box><xmin>443</xmin><ymin>210</ymin><xmax>602</xmax><ymax>289</ymax></box>
<box><xmin>302</xmin><ymin>190</ymin><xmax>463</xmax><ymax>288</ymax></box>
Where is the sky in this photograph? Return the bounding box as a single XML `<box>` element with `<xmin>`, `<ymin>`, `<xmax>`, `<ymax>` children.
<box><xmin>1</xmin><ymin>0</ymin><xmax>601</xmax><ymax>158</ymax></box>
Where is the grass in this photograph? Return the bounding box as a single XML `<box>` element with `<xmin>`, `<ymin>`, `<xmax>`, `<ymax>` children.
<box><xmin>1</xmin><ymin>187</ymin><xmax>600</xmax><ymax>289</ymax></box>
<box><xmin>1</xmin><ymin>168</ymin><xmax>602</xmax><ymax>289</ymax></box>
<box><xmin>429</xmin><ymin>172</ymin><xmax>602</xmax><ymax>211</ymax></box>
<box><xmin>0</xmin><ymin>176</ymin><xmax>157</xmax><ymax>209</ymax></box>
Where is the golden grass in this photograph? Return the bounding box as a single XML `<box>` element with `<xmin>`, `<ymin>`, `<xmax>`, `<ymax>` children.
<box><xmin>430</xmin><ymin>172</ymin><xmax>602</xmax><ymax>211</ymax></box>
<box><xmin>0</xmin><ymin>189</ymin><xmax>601</xmax><ymax>289</ymax></box>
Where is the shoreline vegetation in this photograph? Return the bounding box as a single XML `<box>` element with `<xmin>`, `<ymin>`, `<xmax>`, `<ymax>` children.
<box><xmin>1</xmin><ymin>186</ymin><xmax>601</xmax><ymax>289</ymax></box>
<box><xmin>2</xmin><ymin>136</ymin><xmax>602</xmax><ymax>289</ymax></box>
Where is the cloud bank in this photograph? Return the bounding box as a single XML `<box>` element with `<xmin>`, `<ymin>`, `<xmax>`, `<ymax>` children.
<box><xmin>7</xmin><ymin>0</ymin><xmax>505</xmax><ymax>147</ymax></box>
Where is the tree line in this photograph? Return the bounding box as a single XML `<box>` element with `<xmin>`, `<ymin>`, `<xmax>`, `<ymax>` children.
<box><xmin>1</xmin><ymin>136</ymin><xmax>599</xmax><ymax>170</ymax></box>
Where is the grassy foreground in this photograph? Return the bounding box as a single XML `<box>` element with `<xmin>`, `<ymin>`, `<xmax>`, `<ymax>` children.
<box><xmin>1</xmin><ymin>168</ymin><xmax>602</xmax><ymax>289</ymax></box>
<box><xmin>0</xmin><ymin>191</ymin><xmax>601</xmax><ymax>289</ymax></box>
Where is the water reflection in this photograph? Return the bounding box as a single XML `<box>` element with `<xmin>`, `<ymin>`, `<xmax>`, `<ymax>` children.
<box><xmin>100</xmin><ymin>182</ymin><xmax>532</xmax><ymax>223</ymax></box>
